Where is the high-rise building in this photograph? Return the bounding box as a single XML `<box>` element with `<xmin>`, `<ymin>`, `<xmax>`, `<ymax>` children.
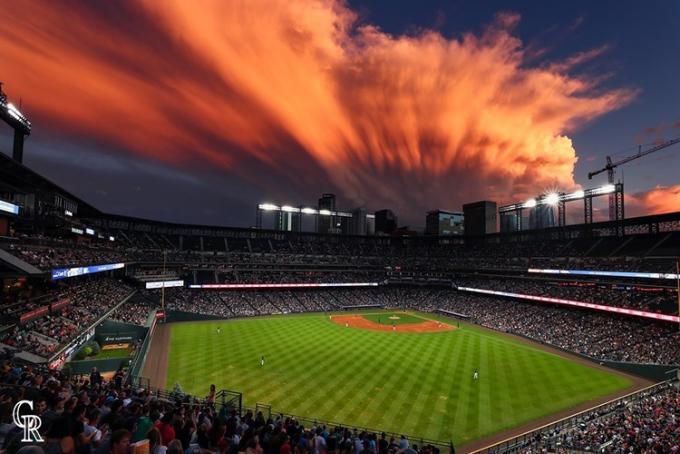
<box><xmin>425</xmin><ymin>210</ymin><xmax>464</xmax><ymax>235</ymax></box>
<box><xmin>351</xmin><ymin>208</ymin><xmax>368</xmax><ymax>235</ymax></box>
<box><xmin>366</xmin><ymin>215</ymin><xmax>375</xmax><ymax>235</ymax></box>
<box><xmin>317</xmin><ymin>193</ymin><xmax>336</xmax><ymax>234</ymax></box>
<box><xmin>463</xmin><ymin>201</ymin><xmax>497</xmax><ymax>236</ymax></box>
<box><xmin>529</xmin><ymin>205</ymin><xmax>555</xmax><ymax>230</ymax></box>
<box><xmin>374</xmin><ymin>209</ymin><xmax>397</xmax><ymax>234</ymax></box>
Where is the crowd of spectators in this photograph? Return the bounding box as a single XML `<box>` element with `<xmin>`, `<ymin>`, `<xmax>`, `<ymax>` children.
<box><xmin>536</xmin><ymin>381</ymin><xmax>679</xmax><ymax>453</ymax></box>
<box><xmin>456</xmin><ymin>277</ymin><xmax>679</xmax><ymax>314</ymax></box>
<box><xmin>0</xmin><ymin>360</ymin><xmax>440</xmax><ymax>454</ymax></box>
<box><xmin>433</xmin><ymin>290</ymin><xmax>680</xmax><ymax>365</ymax></box>
<box><xmin>216</xmin><ymin>271</ymin><xmax>383</xmax><ymax>285</ymax></box>
<box><xmin>4</xmin><ymin>229</ymin><xmax>678</xmax><ymax>276</ymax></box>
<box><xmin>5</xmin><ymin>243</ymin><xmax>126</xmax><ymax>270</ymax></box>
<box><xmin>109</xmin><ymin>297</ymin><xmax>153</xmax><ymax>326</ymax></box>
<box><xmin>1</xmin><ymin>279</ymin><xmax>134</xmax><ymax>359</ymax></box>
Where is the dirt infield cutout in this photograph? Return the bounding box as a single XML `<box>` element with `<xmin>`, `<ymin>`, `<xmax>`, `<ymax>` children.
<box><xmin>330</xmin><ymin>313</ymin><xmax>455</xmax><ymax>333</ymax></box>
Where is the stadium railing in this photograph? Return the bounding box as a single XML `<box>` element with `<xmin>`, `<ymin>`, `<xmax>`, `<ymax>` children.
<box><xmin>126</xmin><ymin>375</ymin><xmax>449</xmax><ymax>451</ymax></box>
<box><xmin>469</xmin><ymin>379</ymin><xmax>678</xmax><ymax>454</ymax></box>
<box><xmin>240</xmin><ymin>405</ymin><xmax>450</xmax><ymax>451</ymax></box>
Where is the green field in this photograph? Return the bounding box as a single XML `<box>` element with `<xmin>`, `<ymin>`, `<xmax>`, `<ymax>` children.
<box><xmin>165</xmin><ymin>312</ymin><xmax>631</xmax><ymax>446</ymax></box>
<box><xmin>362</xmin><ymin>312</ymin><xmax>424</xmax><ymax>325</ymax></box>
<box><xmin>94</xmin><ymin>347</ymin><xmax>130</xmax><ymax>359</ymax></box>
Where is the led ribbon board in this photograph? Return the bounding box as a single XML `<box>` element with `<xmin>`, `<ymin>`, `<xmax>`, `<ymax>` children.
<box><xmin>189</xmin><ymin>282</ymin><xmax>380</xmax><ymax>289</ymax></box>
<box><xmin>0</xmin><ymin>200</ymin><xmax>20</xmax><ymax>215</ymax></box>
<box><xmin>51</xmin><ymin>263</ymin><xmax>125</xmax><ymax>280</ymax></box>
<box><xmin>456</xmin><ymin>286</ymin><xmax>679</xmax><ymax>323</ymax></box>
<box><xmin>528</xmin><ymin>268</ymin><xmax>680</xmax><ymax>280</ymax></box>
<box><xmin>145</xmin><ymin>280</ymin><xmax>185</xmax><ymax>289</ymax></box>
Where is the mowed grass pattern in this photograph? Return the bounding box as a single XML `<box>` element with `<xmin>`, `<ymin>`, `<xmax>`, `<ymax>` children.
<box><xmin>166</xmin><ymin>312</ymin><xmax>631</xmax><ymax>445</ymax></box>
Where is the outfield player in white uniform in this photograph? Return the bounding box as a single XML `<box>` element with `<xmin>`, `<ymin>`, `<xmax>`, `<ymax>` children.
<box><xmin>473</xmin><ymin>369</ymin><xmax>479</xmax><ymax>380</ymax></box>
<box><xmin>260</xmin><ymin>355</ymin><xmax>265</xmax><ymax>366</ymax></box>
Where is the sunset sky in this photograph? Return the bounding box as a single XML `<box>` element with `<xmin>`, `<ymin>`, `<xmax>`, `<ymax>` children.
<box><xmin>1</xmin><ymin>0</ymin><xmax>679</xmax><ymax>228</ymax></box>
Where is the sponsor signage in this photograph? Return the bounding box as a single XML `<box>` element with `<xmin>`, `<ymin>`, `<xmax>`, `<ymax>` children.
<box><xmin>51</xmin><ymin>263</ymin><xmax>125</xmax><ymax>280</ymax></box>
<box><xmin>188</xmin><ymin>282</ymin><xmax>380</xmax><ymax>289</ymax></box>
<box><xmin>456</xmin><ymin>286</ymin><xmax>680</xmax><ymax>323</ymax></box>
<box><xmin>145</xmin><ymin>280</ymin><xmax>184</xmax><ymax>289</ymax></box>
<box><xmin>103</xmin><ymin>335</ymin><xmax>134</xmax><ymax>343</ymax></box>
<box><xmin>20</xmin><ymin>306</ymin><xmax>49</xmax><ymax>324</ymax></box>
<box><xmin>528</xmin><ymin>268</ymin><xmax>680</xmax><ymax>280</ymax></box>
<box><xmin>50</xmin><ymin>298</ymin><xmax>70</xmax><ymax>311</ymax></box>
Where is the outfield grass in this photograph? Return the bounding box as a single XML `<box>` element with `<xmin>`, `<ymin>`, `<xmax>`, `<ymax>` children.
<box><xmin>165</xmin><ymin>312</ymin><xmax>631</xmax><ymax>446</ymax></box>
<box><xmin>361</xmin><ymin>312</ymin><xmax>424</xmax><ymax>325</ymax></box>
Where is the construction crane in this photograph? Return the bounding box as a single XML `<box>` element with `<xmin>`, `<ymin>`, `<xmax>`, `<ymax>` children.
<box><xmin>588</xmin><ymin>137</ymin><xmax>680</xmax><ymax>220</ymax></box>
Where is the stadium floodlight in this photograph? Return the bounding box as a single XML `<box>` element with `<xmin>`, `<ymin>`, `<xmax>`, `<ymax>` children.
<box><xmin>570</xmin><ymin>189</ymin><xmax>585</xmax><ymax>199</ymax></box>
<box><xmin>281</xmin><ymin>205</ymin><xmax>299</xmax><ymax>213</ymax></box>
<box><xmin>6</xmin><ymin>102</ymin><xmax>31</xmax><ymax>128</ymax></box>
<box><xmin>590</xmin><ymin>184</ymin><xmax>616</xmax><ymax>196</ymax></box>
<box><xmin>258</xmin><ymin>203</ymin><xmax>280</xmax><ymax>211</ymax></box>
<box><xmin>300</xmin><ymin>207</ymin><xmax>317</xmax><ymax>215</ymax></box>
<box><xmin>523</xmin><ymin>198</ymin><xmax>537</xmax><ymax>208</ymax></box>
<box><xmin>544</xmin><ymin>193</ymin><xmax>560</xmax><ymax>205</ymax></box>
<box><xmin>597</xmin><ymin>184</ymin><xmax>616</xmax><ymax>194</ymax></box>
<box><xmin>319</xmin><ymin>209</ymin><xmax>332</xmax><ymax>216</ymax></box>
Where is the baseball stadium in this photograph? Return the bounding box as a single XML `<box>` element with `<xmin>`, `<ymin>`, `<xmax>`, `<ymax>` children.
<box><xmin>1</xmin><ymin>2</ymin><xmax>680</xmax><ymax>454</ymax></box>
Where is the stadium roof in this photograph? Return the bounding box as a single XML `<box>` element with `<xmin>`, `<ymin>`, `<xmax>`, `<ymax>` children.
<box><xmin>0</xmin><ymin>151</ymin><xmax>101</xmax><ymax>216</ymax></box>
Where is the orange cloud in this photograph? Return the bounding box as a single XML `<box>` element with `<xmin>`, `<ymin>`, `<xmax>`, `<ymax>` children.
<box><xmin>0</xmin><ymin>1</ymin><xmax>636</xmax><ymax>222</ymax></box>
<box><xmin>627</xmin><ymin>185</ymin><xmax>680</xmax><ymax>217</ymax></box>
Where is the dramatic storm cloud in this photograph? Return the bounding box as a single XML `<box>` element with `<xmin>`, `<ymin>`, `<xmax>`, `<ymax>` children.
<box><xmin>1</xmin><ymin>0</ymin><xmax>659</xmax><ymax>223</ymax></box>
<box><xmin>627</xmin><ymin>185</ymin><xmax>680</xmax><ymax>218</ymax></box>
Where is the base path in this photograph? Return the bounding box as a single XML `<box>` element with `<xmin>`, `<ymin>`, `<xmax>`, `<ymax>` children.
<box><xmin>331</xmin><ymin>313</ymin><xmax>455</xmax><ymax>333</ymax></box>
<box><xmin>142</xmin><ymin>322</ymin><xmax>170</xmax><ymax>389</ymax></box>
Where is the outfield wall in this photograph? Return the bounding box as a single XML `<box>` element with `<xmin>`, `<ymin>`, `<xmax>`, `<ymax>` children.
<box><xmin>95</xmin><ymin>319</ymin><xmax>148</xmax><ymax>345</ymax></box>
<box><xmin>67</xmin><ymin>357</ymin><xmax>131</xmax><ymax>375</ymax></box>
<box><xmin>164</xmin><ymin>310</ymin><xmax>225</xmax><ymax>322</ymax></box>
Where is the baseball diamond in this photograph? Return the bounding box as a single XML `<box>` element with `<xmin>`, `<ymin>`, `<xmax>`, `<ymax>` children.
<box><xmin>144</xmin><ymin>310</ymin><xmax>639</xmax><ymax>449</ymax></box>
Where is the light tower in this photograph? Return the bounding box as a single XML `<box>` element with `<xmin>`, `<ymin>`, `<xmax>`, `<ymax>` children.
<box><xmin>0</xmin><ymin>83</ymin><xmax>32</xmax><ymax>163</ymax></box>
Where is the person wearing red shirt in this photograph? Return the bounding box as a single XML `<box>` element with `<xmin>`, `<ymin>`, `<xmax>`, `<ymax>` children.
<box><xmin>280</xmin><ymin>435</ymin><xmax>292</xmax><ymax>454</ymax></box>
<box><xmin>155</xmin><ymin>413</ymin><xmax>176</xmax><ymax>445</ymax></box>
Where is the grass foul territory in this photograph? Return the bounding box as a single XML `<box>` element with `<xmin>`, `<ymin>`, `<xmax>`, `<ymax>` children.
<box><xmin>165</xmin><ymin>312</ymin><xmax>631</xmax><ymax>446</ymax></box>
